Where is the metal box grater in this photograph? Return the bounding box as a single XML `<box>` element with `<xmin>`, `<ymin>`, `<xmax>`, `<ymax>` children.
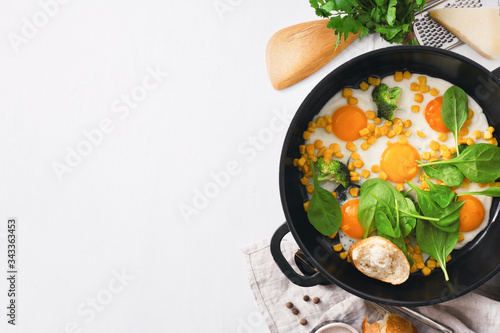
<box><xmin>413</xmin><ymin>0</ymin><xmax>487</xmax><ymax>50</ymax></box>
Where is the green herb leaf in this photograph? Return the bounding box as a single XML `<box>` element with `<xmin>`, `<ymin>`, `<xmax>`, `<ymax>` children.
<box><xmin>426</xmin><ymin>180</ymin><xmax>457</xmax><ymax>208</ymax></box>
<box><xmin>457</xmin><ymin>187</ymin><xmax>500</xmax><ymax>197</ymax></box>
<box><xmin>307</xmin><ymin>161</ymin><xmax>343</xmax><ymax>236</ymax></box>
<box><xmin>418</xmin><ymin>144</ymin><xmax>500</xmax><ymax>183</ymax></box>
<box><xmin>416</xmin><ymin>219</ymin><xmax>459</xmax><ymax>281</ymax></box>
<box><xmin>441</xmin><ymin>86</ymin><xmax>469</xmax><ymax>156</ymax></box>
<box><xmin>422</xmin><ymin>163</ymin><xmax>464</xmax><ymax>187</ymax></box>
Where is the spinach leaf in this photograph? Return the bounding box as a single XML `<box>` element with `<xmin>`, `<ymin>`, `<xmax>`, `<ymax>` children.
<box><xmin>426</xmin><ymin>180</ymin><xmax>457</xmax><ymax>208</ymax></box>
<box><xmin>457</xmin><ymin>187</ymin><xmax>500</xmax><ymax>197</ymax></box>
<box><xmin>307</xmin><ymin>161</ymin><xmax>342</xmax><ymax>236</ymax></box>
<box><xmin>422</xmin><ymin>163</ymin><xmax>464</xmax><ymax>187</ymax></box>
<box><xmin>418</xmin><ymin>144</ymin><xmax>500</xmax><ymax>183</ymax></box>
<box><xmin>358</xmin><ymin>179</ymin><xmax>393</xmax><ymax>238</ymax></box>
<box><xmin>416</xmin><ymin>219</ymin><xmax>459</xmax><ymax>281</ymax></box>
<box><xmin>441</xmin><ymin>86</ymin><xmax>469</xmax><ymax>156</ymax></box>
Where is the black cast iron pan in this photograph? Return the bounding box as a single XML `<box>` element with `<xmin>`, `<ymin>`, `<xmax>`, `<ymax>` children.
<box><xmin>271</xmin><ymin>46</ymin><xmax>500</xmax><ymax>306</ymax></box>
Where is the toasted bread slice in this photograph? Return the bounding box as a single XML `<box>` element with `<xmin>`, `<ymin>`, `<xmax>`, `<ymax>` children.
<box><xmin>349</xmin><ymin>236</ymin><xmax>410</xmax><ymax>285</ymax></box>
<box><xmin>362</xmin><ymin>314</ymin><xmax>418</xmax><ymax>333</ymax></box>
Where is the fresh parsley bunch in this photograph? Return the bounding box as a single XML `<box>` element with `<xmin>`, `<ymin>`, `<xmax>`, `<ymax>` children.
<box><xmin>309</xmin><ymin>0</ymin><xmax>426</xmax><ymax>45</ymax></box>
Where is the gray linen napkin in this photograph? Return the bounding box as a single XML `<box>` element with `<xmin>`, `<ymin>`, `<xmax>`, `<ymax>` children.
<box><xmin>242</xmin><ymin>239</ymin><xmax>500</xmax><ymax>333</ymax></box>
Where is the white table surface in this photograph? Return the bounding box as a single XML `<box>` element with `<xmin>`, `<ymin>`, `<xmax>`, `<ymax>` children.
<box><xmin>0</xmin><ymin>1</ymin><xmax>499</xmax><ymax>332</ymax></box>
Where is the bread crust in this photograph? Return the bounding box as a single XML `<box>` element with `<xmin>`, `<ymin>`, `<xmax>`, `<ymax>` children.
<box><xmin>349</xmin><ymin>236</ymin><xmax>410</xmax><ymax>285</ymax></box>
<box><xmin>362</xmin><ymin>314</ymin><xmax>418</xmax><ymax>333</ymax></box>
<box><xmin>266</xmin><ymin>20</ymin><xmax>361</xmax><ymax>90</ymax></box>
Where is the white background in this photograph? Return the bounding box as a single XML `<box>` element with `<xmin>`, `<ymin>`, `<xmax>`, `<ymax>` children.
<box><xmin>0</xmin><ymin>0</ymin><xmax>499</xmax><ymax>332</ymax></box>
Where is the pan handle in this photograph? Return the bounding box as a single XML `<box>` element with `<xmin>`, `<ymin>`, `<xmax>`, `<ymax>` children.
<box><xmin>493</xmin><ymin>67</ymin><xmax>500</xmax><ymax>80</ymax></box>
<box><xmin>270</xmin><ymin>222</ymin><xmax>327</xmax><ymax>287</ymax></box>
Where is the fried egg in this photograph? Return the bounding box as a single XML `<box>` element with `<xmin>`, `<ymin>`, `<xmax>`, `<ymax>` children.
<box><xmin>302</xmin><ymin>72</ymin><xmax>494</xmax><ymax>250</ymax></box>
<box><xmin>454</xmin><ymin>183</ymin><xmax>492</xmax><ymax>250</ymax></box>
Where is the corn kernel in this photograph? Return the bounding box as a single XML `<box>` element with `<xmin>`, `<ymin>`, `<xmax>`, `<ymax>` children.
<box><xmin>416</xmin><ymin>130</ymin><xmax>426</xmax><ymax>138</ymax></box>
<box><xmin>402</xmin><ymin>119</ymin><xmax>412</xmax><ymax>128</ymax></box>
<box><xmin>366</xmin><ymin>110</ymin><xmax>376</xmax><ymax>120</ymax></box>
<box><xmin>488</xmin><ymin>126</ymin><xmax>495</xmax><ymax>133</ymax></box>
<box><xmin>414</xmin><ymin>93</ymin><xmax>424</xmax><ymax>103</ymax></box>
<box><xmin>427</xmin><ymin>259</ymin><xmax>437</xmax><ymax>269</ymax></box>
<box><xmin>325</xmin><ymin>124</ymin><xmax>333</xmax><ymax>133</ymax></box>
<box><xmin>379</xmin><ymin>171</ymin><xmax>387</xmax><ymax>180</ymax></box>
<box><xmin>316</xmin><ymin>117</ymin><xmax>326</xmax><ymax>128</ymax></box>
<box><xmin>368</xmin><ymin>76</ymin><xmax>377</xmax><ymax>85</ymax></box>
<box><xmin>396</xmin><ymin>183</ymin><xmax>404</xmax><ymax>191</ymax></box>
<box><xmin>414</xmin><ymin>245</ymin><xmax>422</xmax><ymax>254</ymax></box>
<box><xmin>410</xmin><ymin>264</ymin><xmax>418</xmax><ymax>273</ymax></box>
<box><xmin>490</xmin><ymin>138</ymin><xmax>498</xmax><ymax>146</ymax></box>
<box><xmin>367</xmin><ymin>136</ymin><xmax>377</xmax><ymax>145</ymax></box>
<box><xmin>421</xmin><ymin>152</ymin><xmax>431</xmax><ymax>160</ymax></box>
<box><xmin>450</xmin><ymin>146</ymin><xmax>457</xmax><ymax>154</ymax></box>
<box><xmin>468</xmin><ymin>109</ymin><xmax>474</xmax><ymax>119</ymax></box>
<box><xmin>300</xmin><ymin>176</ymin><xmax>309</xmax><ymax>185</ymax></box>
<box><xmin>297</xmin><ymin>157</ymin><xmax>306</xmax><ymax>167</ymax></box>
<box><xmin>349</xmin><ymin>187</ymin><xmax>359</xmax><ymax>197</ymax></box>
<box><xmin>429</xmin><ymin>140</ymin><xmax>440</xmax><ymax>151</ymax></box>
<box><xmin>350</xmin><ymin>171</ymin><xmax>359</xmax><ymax>177</ymax></box>
<box><xmin>340</xmin><ymin>251</ymin><xmax>348</xmax><ymax>260</ymax></box>
<box><xmin>306</xmin><ymin>184</ymin><xmax>314</xmax><ymax>193</ymax></box>
<box><xmin>467</xmin><ymin>138</ymin><xmax>475</xmax><ymax>146</ymax></box>
<box><xmin>438</xmin><ymin>132</ymin><xmax>447</xmax><ymax>142</ymax></box>
<box><xmin>394</xmin><ymin>71</ymin><xmax>403</xmax><ymax>82</ymax></box>
<box><xmin>359</xmin><ymin>81</ymin><xmax>369</xmax><ymax>91</ymax></box>
<box><xmin>446</xmin><ymin>254</ymin><xmax>452</xmax><ymax>262</ymax></box>
<box><xmin>458</xmin><ymin>233</ymin><xmax>464</xmax><ymax>242</ymax></box>
<box><xmin>314</xmin><ymin>140</ymin><xmax>323</xmax><ymax>149</ymax></box>
<box><xmin>417</xmin><ymin>76</ymin><xmax>427</xmax><ymax>85</ymax></box>
<box><xmin>307</xmin><ymin>126</ymin><xmax>316</xmax><ymax>133</ymax></box>
<box><xmin>430</xmin><ymin>88</ymin><xmax>439</xmax><ymax>96</ymax></box>
<box><xmin>359</xmin><ymin>128</ymin><xmax>370</xmax><ymax>136</ymax></box>
<box><xmin>310</xmin><ymin>155</ymin><xmax>317</xmax><ymax>163</ymax></box>
<box><xmin>361</xmin><ymin>169</ymin><xmax>370</xmax><ymax>179</ymax></box>
<box><xmin>367</xmin><ymin>123</ymin><xmax>376</xmax><ymax>133</ymax></box>
<box><xmin>484</xmin><ymin>131</ymin><xmax>493</xmax><ymax>140</ymax></box>
<box><xmin>346</xmin><ymin>142</ymin><xmax>356</xmax><ymax>152</ymax></box>
<box><xmin>325</xmin><ymin>144</ymin><xmax>338</xmax><ymax>155</ymax></box>
<box><xmin>303</xmin><ymin>131</ymin><xmax>311</xmax><ymax>140</ymax></box>
<box><xmin>420</xmin><ymin>84</ymin><xmax>430</xmax><ymax>93</ymax></box>
<box><xmin>422</xmin><ymin>267</ymin><xmax>432</xmax><ymax>276</ymax></box>
<box><xmin>407</xmin><ymin>244</ymin><xmax>414</xmax><ymax>254</ymax></box>
<box><xmin>323</xmin><ymin>153</ymin><xmax>332</xmax><ymax>162</ymax></box>
<box><xmin>348</xmin><ymin>97</ymin><xmax>358</xmax><ymax>105</ymax></box>
<box><xmin>332</xmin><ymin>192</ymin><xmax>337</xmax><ymax>198</ymax></box>
<box><xmin>403</xmin><ymin>71</ymin><xmax>412</xmax><ymax>80</ymax></box>
<box><xmin>303</xmin><ymin>201</ymin><xmax>309</xmax><ymax>212</ymax></box>
<box><xmin>379</xmin><ymin>126</ymin><xmax>388</xmax><ymax>136</ymax></box>
<box><xmin>361</xmin><ymin>142</ymin><xmax>370</xmax><ymax>150</ymax></box>
<box><xmin>342</xmin><ymin>88</ymin><xmax>353</xmax><ymax>98</ymax></box>
<box><xmin>398</xmin><ymin>137</ymin><xmax>408</xmax><ymax>144</ymax></box>
<box><xmin>354</xmin><ymin>159</ymin><xmax>364</xmax><ymax>168</ymax></box>
<box><xmin>459</xmin><ymin>127</ymin><xmax>469</xmax><ymax>137</ymax></box>
<box><xmin>404</xmin><ymin>130</ymin><xmax>412</xmax><ymax>137</ymax></box>
<box><xmin>371</xmin><ymin>165</ymin><xmax>380</xmax><ymax>173</ymax></box>
<box><xmin>417</xmin><ymin>261</ymin><xmax>426</xmax><ymax>269</ymax></box>
<box><xmin>470</xmin><ymin>130</ymin><xmax>481</xmax><ymax>140</ymax></box>
<box><xmin>412</xmin><ymin>105</ymin><xmax>420</xmax><ymax>113</ymax></box>
<box><xmin>348</xmin><ymin>162</ymin><xmax>355</xmax><ymax>171</ymax></box>
<box><xmin>442</xmin><ymin>150</ymin><xmax>451</xmax><ymax>158</ymax></box>
<box><xmin>333</xmin><ymin>243</ymin><xmax>343</xmax><ymax>252</ymax></box>
<box><xmin>387</xmin><ymin>130</ymin><xmax>396</xmax><ymax>138</ymax></box>
<box><xmin>410</xmin><ymin>82</ymin><xmax>420</xmax><ymax>91</ymax></box>
<box><xmin>317</xmin><ymin>146</ymin><xmax>327</xmax><ymax>157</ymax></box>
<box><xmin>413</xmin><ymin>253</ymin><xmax>423</xmax><ymax>262</ymax></box>
<box><xmin>374</xmin><ymin>117</ymin><xmax>382</xmax><ymax>125</ymax></box>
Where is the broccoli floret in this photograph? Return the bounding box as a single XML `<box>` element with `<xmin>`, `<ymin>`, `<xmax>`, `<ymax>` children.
<box><xmin>315</xmin><ymin>158</ymin><xmax>350</xmax><ymax>188</ymax></box>
<box><xmin>372</xmin><ymin>83</ymin><xmax>402</xmax><ymax>122</ymax></box>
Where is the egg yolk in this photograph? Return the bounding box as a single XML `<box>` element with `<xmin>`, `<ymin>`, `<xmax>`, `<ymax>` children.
<box><xmin>457</xmin><ymin>195</ymin><xmax>485</xmax><ymax>232</ymax></box>
<box><xmin>425</xmin><ymin>96</ymin><xmax>450</xmax><ymax>133</ymax></box>
<box><xmin>380</xmin><ymin>143</ymin><xmax>421</xmax><ymax>183</ymax></box>
<box><xmin>340</xmin><ymin>199</ymin><xmax>364</xmax><ymax>239</ymax></box>
<box><xmin>331</xmin><ymin>105</ymin><xmax>368</xmax><ymax>141</ymax></box>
